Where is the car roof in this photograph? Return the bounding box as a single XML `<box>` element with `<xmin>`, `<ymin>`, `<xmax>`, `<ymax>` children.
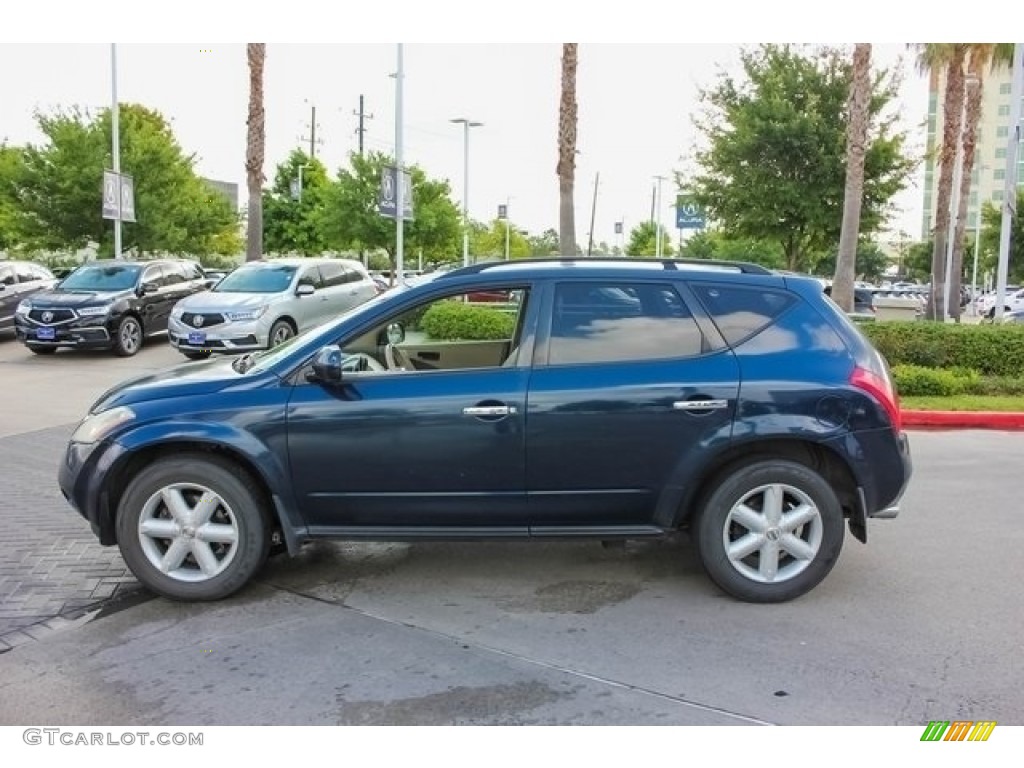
<box><xmin>239</xmin><ymin>257</ymin><xmax>365</xmax><ymax>269</ymax></box>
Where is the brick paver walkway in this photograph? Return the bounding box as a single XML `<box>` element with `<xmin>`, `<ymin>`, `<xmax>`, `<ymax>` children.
<box><xmin>0</xmin><ymin>425</ymin><xmax>143</xmax><ymax>651</ymax></box>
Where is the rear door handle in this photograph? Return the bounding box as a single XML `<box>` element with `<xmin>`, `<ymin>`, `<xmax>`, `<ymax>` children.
<box><xmin>673</xmin><ymin>399</ymin><xmax>729</xmax><ymax>411</ymax></box>
<box><xmin>463</xmin><ymin>405</ymin><xmax>517</xmax><ymax>417</ymax></box>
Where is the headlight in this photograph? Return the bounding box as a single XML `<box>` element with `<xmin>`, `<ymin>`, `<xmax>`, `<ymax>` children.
<box><xmin>16</xmin><ymin>300</ymin><xmax>31</xmax><ymax>315</ymax></box>
<box><xmin>226</xmin><ymin>307</ymin><xmax>267</xmax><ymax>322</ymax></box>
<box><xmin>171</xmin><ymin>306</ymin><xmax>185</xmax><ymax>319</ymax></box>
<box><xmin>76</xmin><ymin>305</ymin><xmax>110</xmax><ymax>317</ymax></box>
<box><xmin>70</xmin><ymin>406</ymin><xmax>135</xmax><ymax>444</ymax></box>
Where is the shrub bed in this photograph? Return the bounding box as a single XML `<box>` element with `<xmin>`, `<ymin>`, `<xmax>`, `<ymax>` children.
<box><xmin>892</xmin><ymin>364</ymin><xmax>1024</xmax><ymax>397</ymax></box>
<box><xmin>860</xmin><ymin>321</ymin><xmax>1024</xmax><ymax>377</ymax></box>
<box><xmin>419</xmin><ymin>301</ymin><xmax>516</xmax><ymax>341</ymax></box>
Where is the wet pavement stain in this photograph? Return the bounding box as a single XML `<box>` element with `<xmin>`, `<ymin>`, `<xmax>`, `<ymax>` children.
<box><xmin>498</xmin><ymin>580</ymin><xmax>643</xmax><ymax>614</ymax></box>
<box><xmin>336</xmin><ymin>681</ymin><xmax>563</xmax><ymax>725</ymax></box>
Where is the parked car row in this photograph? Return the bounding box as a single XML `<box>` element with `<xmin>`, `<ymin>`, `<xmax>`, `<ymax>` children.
<box><xmin>10</xmin><ymin>257</ymin><xmax>380</xmax><ymax>359</ymax></box>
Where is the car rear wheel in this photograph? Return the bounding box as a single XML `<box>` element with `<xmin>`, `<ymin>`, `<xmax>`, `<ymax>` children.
<box><xmin>28</xmin><ymin>346</ymin><xmax>57</xmax><ymax>355</ymax></box>
<box><xmin>694</xmin><ymin>459</ymin><xmax>844</xmax><ymax>603</ymax></box>
<box><xmin>115</xmin><ymin>454</ymin><xmax>271</xmax><ymax>601</ymax></box>
<box><xmin>114</xmin><ymin>316</ymin><xmax>143</xmax><ymax>357</ymax></box>
<box><xmin>182</xmin><ymin>351</ymin><xmax>211</xmax><ymax>361</ymax></box>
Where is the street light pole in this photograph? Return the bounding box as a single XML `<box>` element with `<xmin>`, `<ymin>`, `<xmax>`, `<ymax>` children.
<box><xmin>970</xmin><ymin>219</ymin><xmax>982</xmax><ymax>315</ymax></box>
<box><xmin>111</xmin><ymin>43</ymin><xmax>122</xmax><ymax>260</ymax></box>
<box><xmin>451</xmin><ymin>117</ymin><xmax>483</xmax><ymax>267</ymax></box>
<box><xmin>995</xmin><ymin>43</ymin><xmax>1024</xmax><ymax>322</ymax></box>
<box><xmin>503</xmin><ymin>196</ymin><xmax>511</xmax><ymax>261</ymax></box>
<box><xmin>654</xmin><ymin>175</ymin><xmax>667</xmax><ymax>258</ymax></box>
<box><xmin>395</xmin><ymin>44</ymin><xmax>405</xmax><ymax>284</ymax></box>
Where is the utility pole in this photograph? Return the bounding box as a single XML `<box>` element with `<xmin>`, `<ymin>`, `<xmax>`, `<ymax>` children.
<box><xmin>353</xmin><ymin>94</ymin><xmax>374</xmax><ymax>156</ymax></box>
<box><xmin>586</xmin><ymin>171</ymin><xmax>600</xmax><ymax>257</ymax></box>
<box><xmin>995</xmin><ymin>42</ymin><xmax>1023</xmax><ymax>321</ymax></box>
<box><xmin>111</xmin><ymin>43</ymin><xmax>121</xmax><ymax>260</ymax></box>
<box><xmin>299</xmin><ymin>102</ymin><xmax>323</xmax><ymax>158</ymax></box>
<box><xmin>654</xmin><ymin>175</ymin><xmax>668</xmax><ymax>258</ymax></box>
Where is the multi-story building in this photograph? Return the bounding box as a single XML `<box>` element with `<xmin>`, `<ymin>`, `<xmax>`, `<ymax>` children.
<box><xmin>921</xmin><ymin>63</ymin><xmax>1024</xmax><ymax>241</ymax></box>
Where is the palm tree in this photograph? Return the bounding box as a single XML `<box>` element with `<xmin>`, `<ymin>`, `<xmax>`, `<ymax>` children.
<box><xmin>832</xmin><ymin>43</ymin><xmax>872</xmax><ymax>313</ymax></box>
<box><xmin>948</xmin><ymin>43</ymin><xmax>1015</xmax><ymax>319</ymax></box>
<box><xmin>916</xmin><ymin>43</ymin><xmax>967</xmax><ymax>320</ymax></box>
<box><xmin>557</xmin><ymin>43</ymin><xmax>578</xmax><ymax>257</ymax></box>
<box><xmin>245</xmin><ymin>43</ymin><xmax>266</xmax><ymax>262</ymax></box>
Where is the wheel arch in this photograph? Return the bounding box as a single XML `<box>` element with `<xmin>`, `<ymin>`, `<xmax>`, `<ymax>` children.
<box><xmin>98</xmin><ymin>437</ymin><xmax>306</xmax><ymax>554</ymax></box>
<box><xmin>663</xmin><ymin>437</ymin><xmax>860</xmax><ymax>537</ymax></box>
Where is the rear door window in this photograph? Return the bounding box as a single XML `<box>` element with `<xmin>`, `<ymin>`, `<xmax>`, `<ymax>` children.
<box><xmin>547</xmin><ymin>282</ymin><xmax>704</xmax><ymax>365</ymax></box>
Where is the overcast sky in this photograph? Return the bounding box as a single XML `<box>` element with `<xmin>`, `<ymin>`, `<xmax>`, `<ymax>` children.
<box><xmin>0</xmin><ymin>40</ymin><xmax>929</xmax><ymax>248</ymax></box>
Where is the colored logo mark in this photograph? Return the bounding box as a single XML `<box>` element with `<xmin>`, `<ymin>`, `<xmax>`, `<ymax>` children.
<box><xmin>920</xmin><ymin>720</ymin><xmax>997</xmax><ymax>742</ymax></box>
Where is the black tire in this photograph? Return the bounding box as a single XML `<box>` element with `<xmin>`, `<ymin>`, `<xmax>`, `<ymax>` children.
<box><xmin>113</xmin><ymin>315</ymin><xmax>143</xmax><ymax>357</ymax></box>
<box><xmin>268</xmin><ymin>319</ymin><xmax>296</xmax><ymax>348</ymax></box>
<box><xmin>693</xmin><ymin>459</ymin><xmax>844</xmax><ymax>603</ymax></box>
<box><xmin>115</xmin><ymin>454</ymin><xmax>271</xmax><ymax>601</ymax></box>
<box><xmin>28</xmin><ymin>346</ymin><xmax>57</xmax><ymax>355</ymax></box>
<box><xmin>183</xmin><ymin>351</ymin><xmax>211</xmax><ymax>361</ymax></box>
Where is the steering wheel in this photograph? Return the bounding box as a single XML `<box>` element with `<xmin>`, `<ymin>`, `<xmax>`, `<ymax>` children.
<box><xmin>341</xmin><ymin>352</ymin><xmax>386</xmax><ymax>373</ymax></box>
<box><xmin>385</xmin><ymin>343</ymin><xmax>412</xmax><ymax>371</ymax></box>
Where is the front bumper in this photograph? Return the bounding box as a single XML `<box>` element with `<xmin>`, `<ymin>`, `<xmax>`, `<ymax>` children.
<box><xmin>168</xmin><ymin>315</ymin><xmax>270</xmax><ymax>354</ymax></box>
<box><xmin>15</xmin><ymin>315</ymin><xmax>115</xmax><ymax>350</ymax></box>
<box><xmin>58</xmin><ymin>437</ymin><xmax>128</xmax><ymax>545</ymax></box>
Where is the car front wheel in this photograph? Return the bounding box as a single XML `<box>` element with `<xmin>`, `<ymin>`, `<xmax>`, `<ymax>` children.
<box><xmin>115</xmin><ymin>454</ymin><xmax>271</xmax><ymax>601</ymax></box>
<box><xmin>113</xmin><ymin>315</ymin><xmax>143</xmax><ymax>357</ymax></box>
<box><xmin>694</xmin><ymin>459</ymin><xmax>844</xmax><ymax>603</ymax></box>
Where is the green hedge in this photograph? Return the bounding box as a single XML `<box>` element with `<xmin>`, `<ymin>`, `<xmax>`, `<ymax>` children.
<box><xmin>892</xmin><ymin>365</ymin><xmax>1024</xmax><ymax>397</ymax></box>
<box><xmin>861</xmin><ymin>321</ymin><xmax>1024</xmax><ymax>377</ymax></box>
<box><xmin>419</xmin><ymin>301</ymin><xmax>516</xmax><ymax>341</ymax></box>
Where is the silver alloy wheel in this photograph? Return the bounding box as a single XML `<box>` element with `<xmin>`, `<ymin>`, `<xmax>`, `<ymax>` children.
<box><xmin>722</xmin><ymin>483</ymin><xmax>823</xmax><ymax>584</ymax></box>
<box><xmin>120</xmin><ymin>318</ymin><xmax>142</xmax><ymax>354</ymax></box>
<box><xmin>271</xmin><ymin>323</ymin><xmax>293</xmax><ymax>346</ymax></box>
<box><xmin>137</xmin><ymin>483</ymin><xmax>240</xmax><ymax>583</ymax></box>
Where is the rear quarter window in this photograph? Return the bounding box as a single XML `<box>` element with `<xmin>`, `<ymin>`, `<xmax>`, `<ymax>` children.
<box><xmin>690</xmin><ymin>283</ymin><xmax>797</xmax><ymax>346</ymax></box>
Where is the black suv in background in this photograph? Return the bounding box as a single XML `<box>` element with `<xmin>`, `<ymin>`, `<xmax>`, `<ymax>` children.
<box><xmin>0</xmin><ymin>261</ymin><xmax>57</xmax><ymax>333</ymax></box>
<box><xmin>15</xmin><ymin>259</ymin><xmax>209</xmax><ymax>356</ymax></box>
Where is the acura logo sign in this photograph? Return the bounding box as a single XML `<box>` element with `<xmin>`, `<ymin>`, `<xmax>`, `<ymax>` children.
<box><xmin>41</xmin><ymin>311</ymin><xmax>53</xmax><ymax>323</ymax></box>
<box><xmin>193</xmin><ymin>315</ymin><xmax>204</xmax><ymax>328</ymax></box>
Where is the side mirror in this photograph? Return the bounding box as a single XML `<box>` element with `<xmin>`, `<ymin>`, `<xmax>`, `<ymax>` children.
<box><xmin>203</xmin><ymin>278</ymin><xmax>218</xmax><ymax>289</ymax></box>
<box><xmin>307</xmin><ymin>345</ymin><xmax>344</xmax><ymax>384</ymax></box>
<box><xmin>386</xmin><ymin>322</ymin><xmax>405</xmax><ymax>345</ymax></box>
<box><xmin>296</xmin><ymin>283</ymin><xmax>316</xmax><ymax>297</ymax></box>
<box><xmin>140</xmin><ymin>282</ymin><xmax>159</xmax><ymax>295</ymax></box>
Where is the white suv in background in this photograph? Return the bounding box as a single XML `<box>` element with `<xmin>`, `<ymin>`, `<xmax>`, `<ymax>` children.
<box><xmin>168</xmin><ymin>258</ymin><xmax>378</xmax><ymax>359</ymax></box>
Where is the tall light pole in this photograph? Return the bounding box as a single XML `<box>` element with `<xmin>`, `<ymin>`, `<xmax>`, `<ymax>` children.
<box><xmin>395</xmin><ymin>45</ymin><xmax>405</xmax><ymax>283</ymax></box>
<box><xmin>968</xmin><ymin>163</ymin><xmax>988</xmax><ymax>315</ymax></box>
<box><xmin>502</xmin><ymin>196</ymin><xmax>513</xmax><ymax>261</ymax></box>
<box><xmin>654</xmin><ymin>175</ymin><xmax>668</xmax><ymax>258</ymax></box>
<box><xmin>995</xmin><ymin>43</ymin><xmax>1024</xmax><ymax>322</ymax></box>
<box><xmin>111</xmin><ymin>43</ymin><xmax>122</xmax><ymax>260</ymax></box>
<box><xmin>451</xmin><ymin>117</ymin><xmax>483</xmax><ymax>267</ymax></box>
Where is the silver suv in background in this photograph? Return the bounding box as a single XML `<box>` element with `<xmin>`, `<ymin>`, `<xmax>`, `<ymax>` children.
<box><xmin>168</xmin><ymin>258</ymin><xmax>378</xmax><ymax>360</ymax></box>
<box><xmin>1</xmin><ymin>261</ymin><xmax>56</xmax><ymax>333</ymax></box>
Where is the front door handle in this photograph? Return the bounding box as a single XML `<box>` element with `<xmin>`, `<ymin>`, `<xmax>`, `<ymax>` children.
<box><xmin>463</xmin><ymin>405</ymin><xmax>517</xmax><ymax>417</ymax></box>
<box><xmin>673</xmin><ymin>399</ymin><xmax>729</xmax><ymax>411</ymax></box>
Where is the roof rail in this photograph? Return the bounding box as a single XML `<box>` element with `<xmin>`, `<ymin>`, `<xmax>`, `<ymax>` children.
<box><xmin>436</xmin><ymin>257</ymin><xmax>773</xmax><ymax>278</ymax></box>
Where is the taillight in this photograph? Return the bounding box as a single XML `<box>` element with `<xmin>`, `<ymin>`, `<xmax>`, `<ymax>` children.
<box><xmin>850</xmin><ymin>366</ymin><xmax>901</xmax><ymax>431</ymax></box>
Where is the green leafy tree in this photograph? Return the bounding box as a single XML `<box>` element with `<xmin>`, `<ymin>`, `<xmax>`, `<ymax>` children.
<box><xmin>528</xmin><ymin>228</ymin><xmax>560</xmax><ymax>256</ymax></box>
<box><xmin>679</xmin><ymin>230</ymin><xmax>785</xmax><ymax>268</ymax></box>
<box><xmin>626</xmin><ymin>221</ymin><xmax>675</xmax><ymax>256</ymax></box>
<box><xmin>686</xmin><ymin>44</ymin><xmax>915</xmax><ymax>272</ymax></box>
<box><xmin>11</xmin><ymin>104</ymin><xmax>240</xmax><ymax>256</ymax></box>
<box><xmin>903</xmin><ymin>240</ymin><xmax>934</xmax><ymax>281</ymax></box>
<box><xmin>816</xmin><ymin>241</ymin><xmax>890</xmax><ymax>282</ymax></box>
<box><xmin>0</xmin><ymin>144</ymin><xmax>25</xmax><ymax>250</ymax></box>
<box><xmin>262</xmin><ymin>150</ymin><xmax>330</xmax><ymax>254</ymax></box>
<box><xmin>979</xmin><ymin>193</ymin><xmax>1024</xmax><ymax>285</ymax></box>
<box><xmin>319</xmin><ymin>151</ymin><xmax>461</xmax><ymax>272</ymax></box>
<box><xmin>470</xmin><ymin>219</ymin><xmax>532</xmax><ymax>260</ymax></box>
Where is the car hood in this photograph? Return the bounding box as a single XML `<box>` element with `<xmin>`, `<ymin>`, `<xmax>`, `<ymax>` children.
<box><xmin>26</xmin><ymin>288</ymin><xmax>132</xmax><ymax>307</ymax></box>
<box><xmin>89</xmin><ymin>355</ymin><xmax>269</xmax><ymax>413</ymax></box>
<box><xmin>176</xmin><ymin>291</ymin><xmax>284</xmax><ymax>311</ymax></box>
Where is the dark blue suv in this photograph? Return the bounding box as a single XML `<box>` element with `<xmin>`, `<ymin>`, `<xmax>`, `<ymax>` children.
<box><xmin>59</xmin><ymin>259</ymin><xmax>911</xmax><ymax>603</ymax></box>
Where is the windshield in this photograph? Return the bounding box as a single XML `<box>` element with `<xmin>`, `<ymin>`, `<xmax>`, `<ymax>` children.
<box><xmin>60</xmin><ymin>264</ymin><xmax>142</xmax><ymax>292</ymax></box>
<box><xmin>216</xmin><ymin>264</ymin><xmax>297</xmax><ymax>294</ymax></box>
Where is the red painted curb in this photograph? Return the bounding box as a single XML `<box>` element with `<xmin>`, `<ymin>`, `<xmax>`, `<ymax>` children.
<box><xmin>901</xmin><ymin>410</ymin><xmax>1024</xmax><ymax>430</ymax></box>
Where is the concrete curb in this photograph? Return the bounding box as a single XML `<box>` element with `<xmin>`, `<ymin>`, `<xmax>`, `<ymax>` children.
<box><xmin>902</xmin><ymin>410</ymin><xmax>1024</xmax><ymax>430</ymax></box>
